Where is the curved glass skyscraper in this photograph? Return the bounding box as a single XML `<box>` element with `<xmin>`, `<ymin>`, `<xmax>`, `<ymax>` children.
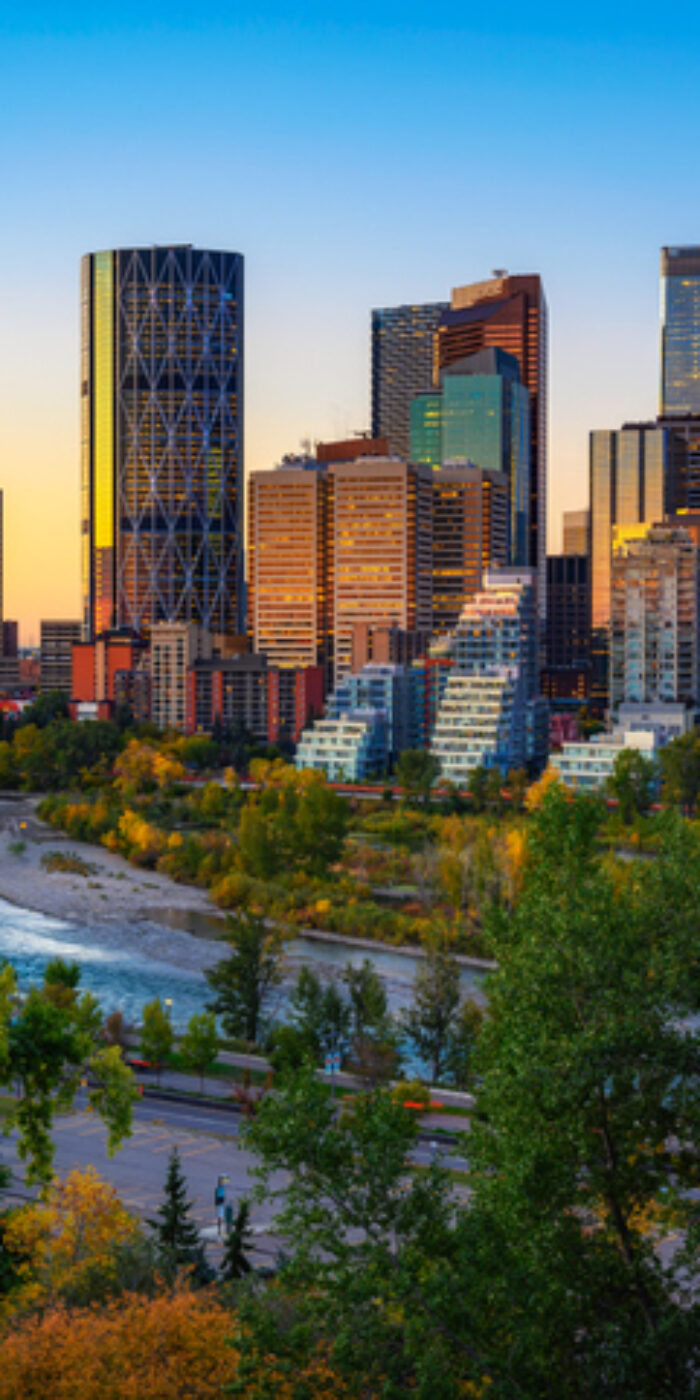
<box><xmin>81</xmin><ymin>245</ymin><xmax>243</xmax><ymax>638</ymax></box>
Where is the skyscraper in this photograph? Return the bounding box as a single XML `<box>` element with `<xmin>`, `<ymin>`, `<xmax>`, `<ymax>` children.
<box><xmin>248</xmin><ymin>463</ymin><xmax>331</xmax><ymax>677</ymax></box>
<box><xmin>81</xmin><ymin>245</ymin><xmax>243</xmax><ymax>640</ymax></box>
<box><xmin>610</xmin><ymin>524</ymin><xmax>699</xmax><ymax>711</ymax></box>
<box><xmin>410</xmin><ymin>347</ymin><xmax>530</xmax><ymax>566</ymax></box>
<box><xmin>371</xmin><ymin>301</ymin><xmax>448</xmax><ymax>459</ymax></box>
<box><xmin>660</xmin><ymin>246</ymin><xmax>700</xmax><ymax>416</ymax></box>
<box><xmin>432</xmin><ymin>465</ymin><xmax>509</xmax><ymax>637</ymax></box>
<box><xmin>329</xmin><ymin>457</ymin><xmax>433</xmax><ymax>683</ymax></box>
<box><xmin>435</xmin><ymin>275</ymin><xmax>548</xmax><ymax>613</ymax></box>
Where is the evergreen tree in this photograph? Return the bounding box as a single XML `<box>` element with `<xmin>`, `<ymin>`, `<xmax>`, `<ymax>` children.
<box><xmin>148</xmin><ymin>1148</ymin><xmax>212</xmax><ymax>1284</ymax></box>
<box><xmin>220</xmin><ymin>1198</ymin><xmax>253</xmax><ymax>1282</ymax></box>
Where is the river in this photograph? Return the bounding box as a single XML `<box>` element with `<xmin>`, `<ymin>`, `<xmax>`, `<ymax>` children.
<box><xmin>0</xmin><ymin>896</ymin><xmax>488</xmax><ymax>1032</ymax></box>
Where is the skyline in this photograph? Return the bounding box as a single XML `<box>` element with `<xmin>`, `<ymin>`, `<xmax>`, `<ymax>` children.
<box><xmin>3</xmin><ymin>4</ymin><xmax>700</xmax><ymax>640</ymax></box>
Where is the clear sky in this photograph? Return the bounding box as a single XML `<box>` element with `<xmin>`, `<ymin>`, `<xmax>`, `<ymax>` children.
<box><xmin>2</xmin><ymin>1</ymin><xmax>700</xmax><ymax>642</ymax></box>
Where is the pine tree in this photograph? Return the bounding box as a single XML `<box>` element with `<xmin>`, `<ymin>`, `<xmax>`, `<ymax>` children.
<box><xmin>219</xmin><ymin>1199</ymin><xmax>253</xmax><ymax>1282</ymax></box>
<box><xmin>148</xmin><ymin>1148</ymin><xmax>212</xmax><ymax>1283</ymax></box>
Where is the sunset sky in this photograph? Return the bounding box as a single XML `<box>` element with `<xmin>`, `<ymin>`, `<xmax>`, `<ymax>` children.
<box><xmin>2</xmin><ymin>1</ymin><xmax>700</xmax><ymax>642</ymax></box>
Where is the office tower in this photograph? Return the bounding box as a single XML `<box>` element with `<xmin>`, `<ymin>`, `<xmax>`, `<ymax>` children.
<box><xmin>150</xmin><ymin>623</ymin><xmax>213</xmax><ymax>731</ymax></box>
<box><xmin>563</xmin><ymin>509</ymin><xmax>589</xmax><ymax>556</ymax></box>
<box><xmin>542</xmin><ymin>554</ymin><xmax>590</xmax><ymax>701</ymax></box>
<box><xmin>371</xmin><ymin>301</ymin><xmax>449</xmax><ymax>459</ymax></box>
<box><xmin>435</xmin><ymin>275</ymin><xmax>547</xmax><ymax>611</ymax></box>
<box><xmin>248</xmin><ymin>464</ymin><xmax>330</xmax><ymax>678</ymax></box>
<box><xmin>329</xmin><ymin>457</ymin><xmax>433</xmax><ymax>683</ymax></box>
<box><xmin>589</xmin><ymin>423</ymin><xmax>668</xmax><ymax>708</ymax></box>
<box><xmin>81</xmin><ymin>245</ymin><xmax>243</xmax><ymax>640</ymax></box>
<box><xmin>610</xmin><ymin>524</ymin><xmax>699</xmax><ymax>711</ymax></box>
<box><xmin>660</xmin><ymin>246</ymin><xmax>700</xmax><ymax>416</ymax></box>
<box><xmin>589</xmin><ymin>424</ymin><xmax>667</xmax><ymax>633</ymax></box>
<box><xmin>40</xmin><ymin>620</ymin><xmax>82</xmax><ymax>694</ymax></box>
<box><xmin>2</xmin><ymin>623</ymin><xmax>17</xmax><ymax>659</ymax></box>
<box><xmin>430</xmin><ymin>569</ymin><xmax>548</xmax><ymax>780</ymax></box>
<box><xmin>432</xmin><ymin>464</ymin><xmax>509</xmax><ymax>636</ymax></box>
<box><xmin>0</xmin><ymin>490</ymin><xmax>3</xmax><ymax>651</ymax></box>
<box><xmin>411</xmin><ymin>347</ymin><xmax>530</xmax><ymax>566</ymax></box>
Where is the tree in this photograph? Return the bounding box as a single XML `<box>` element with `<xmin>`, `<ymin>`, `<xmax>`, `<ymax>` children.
<box><xmin>179</xmin><ymin>1011</ymin><xmax>218</xmax><ymax>1091</ymax></box>
<box><xmin>402</xmin><ymin>944</ymin><xmax>461</xmax><ymax>1083</ymax></box>
<box><xmin>205</xmin><ymin>911</ymin><xmax>282</xmax><ymax>1046</ymax></box>
<box><xmin>342</xmin><ymin>957</ymin><xmax>388</xmax><ymax>1040</ymax></box>
<box><xmin>139</xmin><ymin>999</ymin><xmax>174</xmax><ymax>1085</ymax></box>
<box><xmin>148</xmin><ymin>1148</ymin><xmax>211</xmax><ymax>1284</ymax></box>
<box><xmin>244</xmin><ymin>1066</ymin><xmax>468</xmax><ymax>1398</ymax></box>
<box><xmin>287</xmin><ymin>966</ymin><xmax>350</xmax><ymax>1062</ymax></box>
<box><xmin>465</xmin><ymin>789</ymin><xmax>700</xmax><ymax>1396</ymax></box>
<box><xmin>659</xmin><ymin>726</ymin><xmax>700</xmax><ymax>814</ymax></box>
<box><xmin>443</xmin><ymin>997</ymin><xmax>483</xmax><ymax>1090</ymax></box>
<box><xmin>605</xmin><ymin>745</ymin><xmax>658</xmax><ymax>823</ymax></box>
<box><xmin>342</xmin><ymin>958</ymin><xmax>401</xmax><ymax>1086</ymax></box>
<box><xmin>396</xmin><ymin>748</ymin><xmax>441</xmax><ymax>806</ymax></box>
<box><xmin>467</xmin><ymin>763</ymin><xmax>488</xmax><ymax>812</ymax></box>
<box><xmin>219</xmin><ymin>1198</ymin><xmax>253</xmax><ymax>1281</ymax></box>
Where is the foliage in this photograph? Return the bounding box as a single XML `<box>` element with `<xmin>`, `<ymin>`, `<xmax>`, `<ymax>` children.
<box><xmin>605</xmin><ymin>746</ymin><xmax>658</xmax><ymax>823</ymax></box>
<box><xmin>443</xmin><ymin>997</ymin><xmax>483</xmax><ymax>1090</ymax></box>
<box><xmin>0</xmin><ymin>1289</ymin><xmax>244</xmax><ymax>1399</ymax></box>
<box><xmin>219</xmin><ymin>1198</ymin><xmax>253</xmax><ymax>1281</ymax></box>
<box><xmin>179</xmin><ymin>1010</ymin><xmax>218</xmax><ymax>1090</ymax></box>
<box><xmin>396</xmin><ymin>748</ymin><xmax>441</xmax><ymax>805</ymax></box>
<box><xmin>2</xmin><ymin>1167</ymin><xmax>141</xmax><ymax>1313</ymax></box>
<box><xmin>402</xmin><ymin>944</ymin><xmax>461</xmax><ymax>1082</ymax></box>
<box><xmin>139</xmin><ymin>999</ymin><xmax>174</xmax><ymax>1083</ymax></box>
<box><xmin>205</xmin><ymin>911</ymin><xmax>283</xmax><ymax>1046</ymax></box>
<box><xmin>287</xmin><ymin>966</ymin><xmax>351</xmax><ymax>1062</ymax></box>
<box><xmin>659</xmin><ymin>726</ymin><xmax>700</xmax><ymax>814</ymax></box>
<box><xmin>41</xmin><ymin>851</ymin><xmax>94</xmax><ymax>877</ymax></box>
<box><xmin>244</xmin><ymin>1067</ymin><xmax>481</xmax><ymax>1399</ymax></box>
<box><xmin>465</xmin><ymin>789</ymin><xmax>700</xmax><ymax>1396</ymax></box>
<box><xmin>148</xmin><ymin>1148</ymin><xmax>212</xmax><ymax>1285</ymax></box>
<box><xmin>88</xmin><ymin>1046</ymin><xmax>140</xmax><ymax>1156</ymax></box>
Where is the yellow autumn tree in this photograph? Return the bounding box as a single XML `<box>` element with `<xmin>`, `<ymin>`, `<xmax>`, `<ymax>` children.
<box><xmin>2</xmin><ymin>1168</ymin><xmax>141</xmax><ymax>1315</ymax></box>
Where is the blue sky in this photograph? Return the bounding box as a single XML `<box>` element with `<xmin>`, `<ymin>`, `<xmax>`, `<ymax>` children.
<box><xmin>2</xmin><ymin>2</ymin><xmax>700</xmax><ymax>637</ymax></box>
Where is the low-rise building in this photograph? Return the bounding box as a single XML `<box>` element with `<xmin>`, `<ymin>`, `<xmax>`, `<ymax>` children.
<box><xmin>549</xmin><ymin>729</ymin><xmax>657</xmax><ymax>792</ymax></box>
<box><xmin>296</xmin><ymin>710</ymin><xmax>388</xmax><ymax>782</ymax></box>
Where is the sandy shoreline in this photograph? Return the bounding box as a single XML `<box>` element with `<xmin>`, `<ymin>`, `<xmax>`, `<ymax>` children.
<box><xmin>0</xmin><ymin>795</ymin><xmax>228</xmax><ymax>976</ymax></box>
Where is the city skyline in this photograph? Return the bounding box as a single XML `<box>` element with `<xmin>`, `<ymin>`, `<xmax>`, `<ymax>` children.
<box><xmin>3</xmin><ymin>4</ymin><xmax>700</xmax><ymax>639</ymax></box>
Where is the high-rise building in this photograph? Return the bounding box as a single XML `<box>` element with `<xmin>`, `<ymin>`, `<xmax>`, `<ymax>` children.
<box><xmin>563</xmin><ymin>509</ymin><xmax>589</xmax><ymax>556</ymax></box>
<box><xmin>435</xmin><ymin>275</ymin><xmax>547</xmax><ymax>612</ymax></box>
<box><xmin>371</xmin><ymin>301</ymin><xmax>449</xmax><ymax>459</ymax></box>
<box><xmin>542</xmin><ymin>554</ymin><xmax>590</xmax><ymax>701</ymax></box>
<box><xmin>411</xmin><ymin>348</ymin><xmax>530</xmax><ymax>565</ymax></box>
<box><xmin>589</xmin><ymin>424</ymin><xmax>668</xmax><ymax>633</ymax></box>
<box><xmin>248</xmin><ymin>463</ymin><xmax>330</xmax><ymax>678</ymax></box>
<box><xmin>610</xmin><ymin>524</ymin><xmax>699</xmax><ymax>711</ymax></box>
<box><xmin>40</xmin><ymin>620</ymin><xmax>82</xmax><ymax>695</ymax></box>
<box><xmin>589</xmin><ymin>423</ymin><xmax>668</xmax><ymax>708</ymax></box>
<box><xmin>329</xmin><ymin>457</ymin><xmax>433</xmax><ymax>683</ymax></box>
<box><xmin>150</xmin><ymin>623</ymin><xmax>213</xmax><ymax>731</ymax></box>
<box><xmin>661</xmin><ymin>246</ymin><xmax>700</xmax><ymax>416</ymax></box>
<box><xmin>432</xmin><ymin>464</ymin><xmax>509</xmax><ymax>636</ymax></box>
<box><xmin>81</xmin><ymin>245</ymin><xmax>243</xmax><ymax>640</ymax></box>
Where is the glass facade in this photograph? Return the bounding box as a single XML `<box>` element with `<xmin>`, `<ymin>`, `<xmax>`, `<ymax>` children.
<box><xmin>409</xmin><ymin>393</ymin><xmax>442</xmax><ymax>469</ymax></box>
<box><xmin>371</xmin><ymin>302</ymin><xmax>448</xmax><ymax>460</ymax></box>
<box><xmin>81</xmin><ymin>246</ymin><xmax>244</xmax><ymax>639</ymax></box>
<box><xmin>661</xmin><ymin>247</ymin><xmax>700</xmax><ymax>415</ymax></box>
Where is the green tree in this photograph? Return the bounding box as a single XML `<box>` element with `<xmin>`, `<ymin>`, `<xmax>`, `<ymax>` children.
<box><xmin>139</xmin><ymin>998</ymin><xmax>174</xmax><ymax>1085</ymax></box>
<box><xmin>402</xmin><ymin>944</ymin><xmax>461</xmax><ymax>1083</ymax></box>
<box><xmin>396</xmin><ymin>748</ymin><xmax>441</xmax><ymax>806</ymax></box>
<box><xmin>244</xmin><ymin>1067</ymin><xmax>466</xmax><ymax>1398</ymax></box>
<box><xmin>179</xmin><ymin>1010</ymin><xmax>218</xmax><ymax>1091</ymax></box>
<box><xmin>659</xmin><ymin>726</ymin><xmax>700</xmax><ymax>814</ymax></box>
<box><xmin>467</xmin><ymin>763</ymin><xmax>488</xmax><ymax>813</ymax></box>
<box><xmin>342</xmin><ymin>957</ymin><xmax>388</xmax><ymax>1041</ymax></box>
<box><xmin>466</xmin><ymin>789</ymin><xmax>700</xmax><ymax>1397</ymax></box>
<box><xmin>219</xmin><ymin>1198</ymin><xmax>253</xmax><ymax>1281</ymax></box>
<box><xmin>605</xmin><ymin>745</ymin><xmax>658</xmax><ymax>823</ymax></box>
<box><xmin>288</xmin><ymin>966</ymin><xmax>351</xmax><ymax>1062</ymax></box>
<box><xmin>148</xmin><ymin>1147</ymin><xmax>212</xmax><ymax>1284</ymax></box>
<box><xmin>88</xmin><ymin>1045</ymin><xmax>140</xmax><ymax>1156</ymax></box>
<box><xmin>443</xmin><ymin>996</ymin><xmax>483</xmax><ymax>1090</ymax></box>
<box><xmin>205</xmin><ymin>911</ymin><xmax>282</xmax><ymax>1046</ymax></box>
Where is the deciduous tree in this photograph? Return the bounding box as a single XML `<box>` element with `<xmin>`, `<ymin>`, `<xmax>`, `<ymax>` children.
<box><xmin>205</xmin><ymin>911</ymin><xmax>282</xmax><ymax>1046</ymax></box>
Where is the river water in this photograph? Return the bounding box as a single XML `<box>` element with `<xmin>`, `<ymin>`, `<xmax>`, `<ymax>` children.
<box><xmin>0</xmin><ymin>897</ymin><xmax>488</xmax><ymax>1032</ymax></box>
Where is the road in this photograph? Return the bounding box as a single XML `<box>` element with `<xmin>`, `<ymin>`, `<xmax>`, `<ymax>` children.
<box><xmin>0</xmin><ymin>1095</ymin><xmax>469</xmax><ymax>1266</ymax></box>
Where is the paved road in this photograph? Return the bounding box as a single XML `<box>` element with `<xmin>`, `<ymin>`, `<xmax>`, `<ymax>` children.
<box><xmin>0</xmin><ymin>1095</ymin><xmax>469</xmax><ymax>1267</ymax></box>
